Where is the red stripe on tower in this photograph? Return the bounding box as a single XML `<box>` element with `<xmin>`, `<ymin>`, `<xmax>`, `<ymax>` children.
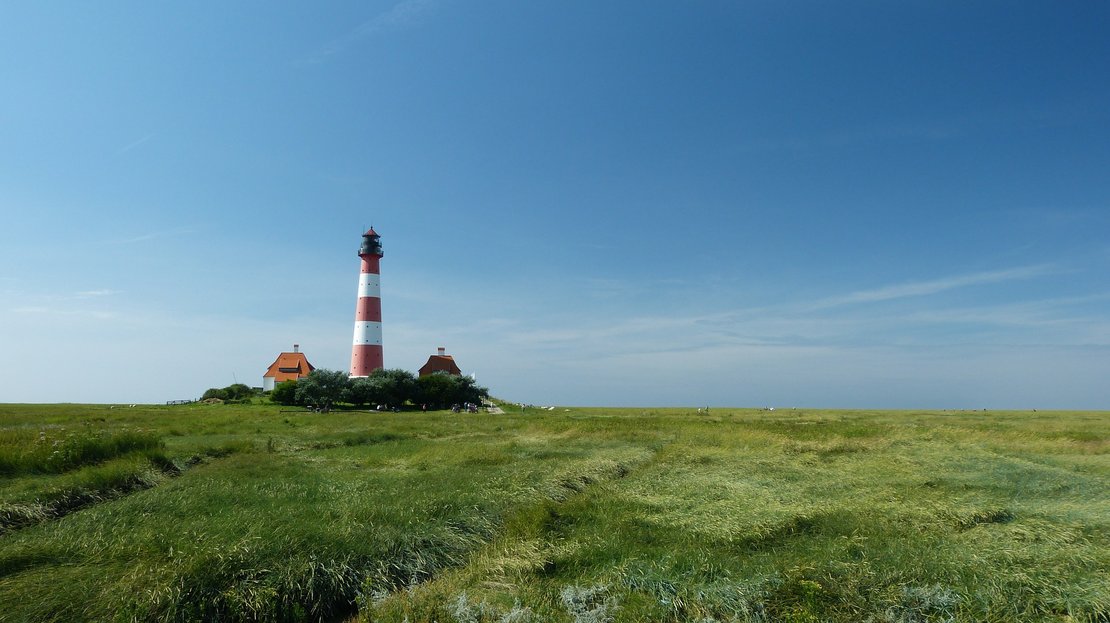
<box><xmin>350</xmin><ymin>227</ymin><xmax>384</xmax><ymax>377</ymax></box>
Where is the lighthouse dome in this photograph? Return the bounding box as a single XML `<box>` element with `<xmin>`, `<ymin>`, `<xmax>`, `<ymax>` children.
<box><xmin>359</xmin><ymin>228</ymin><xmax>383</xmax><ymax>257</ymax></box>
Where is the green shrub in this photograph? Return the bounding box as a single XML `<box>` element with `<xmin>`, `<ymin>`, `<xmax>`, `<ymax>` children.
<box><xmin>271</xmin><ymin>380</ymin><xmax>298</xmax><ymax>405</ymax></box>
<box><xmin>295</xmin><ymin>370</ymin><xmax>351</xmax><ymax>410</ymax></box>
<box><xmin>345</xmin><ymin>376</ymin><xmax>382</xmax><ymax>407</ymax></box>
<box><xmin>203</xmin><ymin>383</ymin><xmax>259</xmax><ymax>401</ymax></box>
<box><xmin>416</xmin><ymin>372</ymin><xmax>489</xmax><ymax>410</ymax></box>
<box><xmin>364</xmin><ymin>368</ymin><xmax>418</xmax><ymax>409</ymax></box>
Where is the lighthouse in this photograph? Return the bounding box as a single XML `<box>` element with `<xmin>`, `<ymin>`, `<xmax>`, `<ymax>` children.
<box><xmin>350</xmin><ymin>227</ymin><xmax>384</xmax><ymax>377</ymax></box>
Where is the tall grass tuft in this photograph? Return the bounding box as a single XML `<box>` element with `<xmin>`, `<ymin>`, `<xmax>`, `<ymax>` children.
<box><xmin>561</xmin><ymin>585</ymin><xmax>619</xmax><ymax>623</ymax></box>
<box><xmin>0</xmin><ymin>454</ymin><xmax>173</xmax><ymax>533</ymax></box>
<box><xmin>0</xmin><ymin>428</ymin><xmax>163</xmax><ymax>475</ymax></box>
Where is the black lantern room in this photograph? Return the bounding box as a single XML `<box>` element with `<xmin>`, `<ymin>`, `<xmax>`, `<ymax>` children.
<box><xmin>359</xmin><ymin>228</ymin><xmax>383</xmax><ymax>257</ymax></box>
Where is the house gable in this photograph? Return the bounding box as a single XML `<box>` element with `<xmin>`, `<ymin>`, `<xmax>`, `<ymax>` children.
<box><xmin>264</xmin><ymin>352</ymin><xmax>316</xmax><ymax>383</ymax></box>
<box><xmin>419</xmin><ymin>355</ymin><xmax>462</xmax><ymax>377</ymax></box>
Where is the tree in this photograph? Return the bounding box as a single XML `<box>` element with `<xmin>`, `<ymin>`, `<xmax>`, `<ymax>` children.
<box><xmin>270</xmin><ymin>380</ymin><xmax>298</xmax><ymax>406</ymax></box>
<box><xmin>369</xmin><ymin>368</ymin><xmax>417</xmax><ymax>408</ymax></box>
<box><xmin>345</xmin><ymin>376</ymin><xmax>382</xmax><ymax>407</ymax></box>
<box><xmin>452</xmin><ymin>374</ymin><xmax>489</xmax><ymax>407</ymax></box>
<box><xmin>416</xmin><ymin>372</ymin><xmax>489</xmax><ymax>410</ymax></box>
<box><xmin>294</xmin><ymin>369</ymin><xmax>350</xmax><ymax>410</ymax></box>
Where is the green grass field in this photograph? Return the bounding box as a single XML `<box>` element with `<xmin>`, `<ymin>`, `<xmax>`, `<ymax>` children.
<box><xmin>0</xmin><ymin>403</ymin><xmax>1106</xmax><ymax>622</ymax></box>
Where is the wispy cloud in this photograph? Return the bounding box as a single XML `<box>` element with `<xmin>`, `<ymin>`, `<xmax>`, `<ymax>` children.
<box><xmin>117</xmin><ymin>133</ymin><xmax>155</xmax><ymax>155</ymax></box>
<box><xmin>300</xmin><ymin>0</ymin><xmax>439</xmax><ymax>65</ymax></box>
<box><xmin>736</xmin><ymin>119</ymin><xmax>962</xmax><ymax>154</ymax></box>
<box><xmin>810</xmin><ymin>264</ymin><xmax>1059</xmax><ymax>309</ymax></box>
<box><xmin>903</xmin><ymin>293</ymin><xmax>1110</xmax><ymax>328</ymax></box>
<box><xmin>10</xmin><ymin>306</ymin><xmax>117</xmax><ymax>320</ymax></box>
<box><xmin>7</xmin><ymin>287</ymin><xmax>125</xmax><ymax>320</ymax></box>
<box><xmin>583</xmin><ymin>277</ymin><xmax>640</xmax><ymax>299</ymax></box>
<box><xmin>76</xmin><ymin>289</ymin><xmax>121</xmax><ymax>298</ymax></box>
<box><xmin>108</xmin><ymin>227</ymin><xmax>196</xmax><ymax>245</ymax></box>
<box><xmin>423</xmin><ymin>263</ymin><xmax>1103</xmax><ymax>380</ymax></box>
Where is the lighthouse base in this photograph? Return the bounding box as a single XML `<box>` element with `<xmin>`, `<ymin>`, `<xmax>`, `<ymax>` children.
<box><xmin>350</xmin><ymin>344</ymin><xmax>384</xmax><ymax>377</ymax></box>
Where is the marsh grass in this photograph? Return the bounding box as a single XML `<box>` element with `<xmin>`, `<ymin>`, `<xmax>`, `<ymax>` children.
<box><xmin>0</xmin><ymin>453</ymin><xmax>179</xmax><ymax>533</ymax></box>
<box><xmin>0</xmin><ymin>404</ymin><xmax>1106</xmax><ymax>622</ymax></box>
<box><xmin>367</xmin><ymin>409</ymin><xmax>1108</xmax><ymax>623</ymax></box>
<box><xmin>0</xmin><ymin>428</ymin><xmax>163</xmax><ymax>475</ymax></box>
<box><xmin>0</xmin><ymin>426</ymin><xmax>177</xmax><ymax>534</ymax></box>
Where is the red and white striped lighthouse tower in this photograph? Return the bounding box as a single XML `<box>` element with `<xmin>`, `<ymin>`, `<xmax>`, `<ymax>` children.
<box><xmin>350</xmin><ymin>227</ymin><xmax>384</xmax><ymax>377</ymax></box>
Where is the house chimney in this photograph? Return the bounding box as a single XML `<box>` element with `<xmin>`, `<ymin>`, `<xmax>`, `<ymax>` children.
<box><xmin>437</xmin><ymin>347</ymin><xmax>446</xmax><ymax>356</ymax></box>
<box><xmin>293</xmin><ymin>344</ymin><xmax>300</xmax><ymax>353</ymax></box>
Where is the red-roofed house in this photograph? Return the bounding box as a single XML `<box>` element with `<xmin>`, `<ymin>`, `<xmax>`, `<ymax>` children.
<box><xmin>419</xmin><ymin>347</ymin><xmax>462</xmax><ymax>377</ymax></box>
<box><xmin>263</xmin><ymin>344</ymin><xmax>316</xmax><ymax>391</ymax></box>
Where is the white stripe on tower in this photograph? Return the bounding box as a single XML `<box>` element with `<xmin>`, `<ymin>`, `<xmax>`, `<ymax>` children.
<box><xmin>350</xmin><ymin>228</ymin><xmax>384</xmax><ymax>377</ymax></box>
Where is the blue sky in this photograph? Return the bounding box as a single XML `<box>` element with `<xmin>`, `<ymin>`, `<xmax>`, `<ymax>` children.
<box><xmin>2</xmin><ymin>1</ymin><xmax>1109</xmax><ymax>408</ymax></box>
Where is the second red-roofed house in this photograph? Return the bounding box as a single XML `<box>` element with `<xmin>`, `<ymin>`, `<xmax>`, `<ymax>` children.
<box><xmin>419</xmin><ymin>347</ymin><xmax>462</xmax><ymax>377</ymax></box>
